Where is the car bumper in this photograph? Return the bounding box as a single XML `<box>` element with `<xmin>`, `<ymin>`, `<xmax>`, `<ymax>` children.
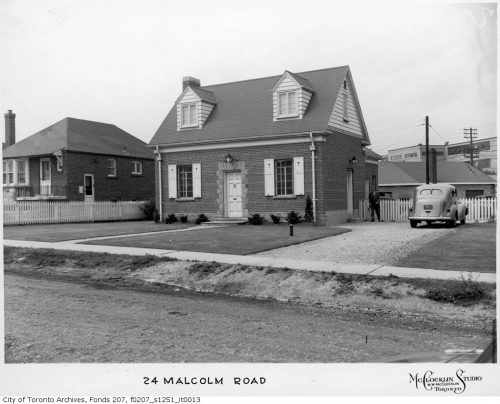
<box><xmin>409</xmin><ymin>216</ymin><xmax>453</xmax><ymax>221</ymax></box>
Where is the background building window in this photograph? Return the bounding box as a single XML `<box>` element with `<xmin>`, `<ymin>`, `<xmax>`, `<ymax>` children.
<box><xmin>132</xmin><ymin>161</ymin><xmax>142</xmax><ymax>175</ymax></box>
<box><xmin>275</xmin><ymin>159</ymin><xmax>293</xmax><ymax>195</ymax></box>
<box><xmin>278</xmin><ymin>91</ymin><xmax>298</xmax><ymax>117</ymax></box>
<box><xmin>107</xmin><ymin>158</ymin><xmax>117</xmax><ymax>177</ymax></box>
<box><xmin>177</xmin><ymin>165</ymin><xmax>193</xmax><ymax>198</ymax></box>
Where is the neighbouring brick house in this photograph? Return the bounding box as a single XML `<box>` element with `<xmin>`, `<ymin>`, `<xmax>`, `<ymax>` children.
<box><xmin>3</xmin><ymin>115</ymin><xmax>155</xmax><ymax>202</ymax></box>
<box><xmin>149</xmin><ymin>66</ymin><xmax>377</xmax><ymax>225</ymax></box>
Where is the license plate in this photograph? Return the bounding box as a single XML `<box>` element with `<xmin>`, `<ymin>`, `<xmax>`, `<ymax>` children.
<box><xmin>424</xmin><ymin>205</ymin><xmax>433</xmax><ymax>210</ymax></box>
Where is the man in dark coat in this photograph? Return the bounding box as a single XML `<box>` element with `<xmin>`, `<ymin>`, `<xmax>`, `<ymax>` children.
<box><xmin>369</xmin><ymin>189</ymin><xmax>381</xmax><ymax>222</ymax></box>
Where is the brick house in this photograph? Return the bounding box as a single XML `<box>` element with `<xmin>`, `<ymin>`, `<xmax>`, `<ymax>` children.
<box><xmin>3</xmin><ymin>115</ymin><xmax>155</xmax><ymax>202</ymax></box>
<box><xmin>149</xmin><ymin>66</ymin><xmax>377</xmax><ymax>225</ymax></box>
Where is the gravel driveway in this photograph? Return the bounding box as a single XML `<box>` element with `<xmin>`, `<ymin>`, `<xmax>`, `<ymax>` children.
<box><xmin>255</xmin><ymin>222</ymin><xmax>451</xmax><ymax>265</ymax></box>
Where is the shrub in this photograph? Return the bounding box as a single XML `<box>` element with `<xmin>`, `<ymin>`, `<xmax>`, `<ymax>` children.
<box><xmin>195</xmin><ymin>213</ymin><xmax>209</xmax><ymax>225</ymax></box>
<box><xmin>286</xmin><ymin>210</ymin><xmax>302</xmax><ymax>224</ymax></box>
<box><xmin>270</xmin><ymin>213</ymin><xmax>281</xmax><ymax>224</ymax></box>
<box><xmin>179</xmin><ymin>215</ymin><xmax>188</xmax><ymax>223</ymax></box>
<box><xmin>304</xmin><ymin>195</ymin><xmax>314</xmax><ymax>222</ymax></box>
<box><xmin>165</xmin><ymin>213</ymin><xmax>178</xmax><ymax>224</ymax></box>
<box><xmin>141</xmin><ymin>200</ymin><xmax>157</xmax><ymax>220</ymax></box>
<box><xmin>153</xmin><ymin>210</ymin><xmax>160</xmax><ymax>222</ymax></box>
<box><xmin>425</xmin><ymin>275</ymin><xmax>487</xmax><ymax>305</ymax></box>
<box><xmin>248</xmin><ymin>213</ymin><xmax>265</xmax><ymax>225</ymax></box>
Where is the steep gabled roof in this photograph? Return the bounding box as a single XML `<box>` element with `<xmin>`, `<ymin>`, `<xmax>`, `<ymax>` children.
<box><xmin>3</xmin><ymin>118</ymin><xmax>154</xmax><ymax>159</ymax></box>
<box><xmin>150</xmin><ymin>66</ymin><xmax>369</xmax><ymax>147</ymax></box>
<box><xmin>379</xmin><ymin>162</ymin><xmax>496</xmax><ymax>185</ymax></box>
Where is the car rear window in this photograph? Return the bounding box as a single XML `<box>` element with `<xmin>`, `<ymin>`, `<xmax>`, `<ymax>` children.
<box><xmin>420</xmin><ymin>189</ymin><xmax>443</xmax><ymax>195</ymax></box>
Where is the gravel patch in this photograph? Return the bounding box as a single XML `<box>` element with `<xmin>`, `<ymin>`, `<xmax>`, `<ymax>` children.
<box><xmin>254</xmin><ymin>222</ymin><xmax>452</xmax><ymax>265</ymax></box>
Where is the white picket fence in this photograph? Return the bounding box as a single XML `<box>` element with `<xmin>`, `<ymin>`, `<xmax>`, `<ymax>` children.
<box><xmin>359</xmin><ymin>197</ymin><xmax>497</xmax><ymax>223</ymax></box>
<box><xmin>3</xmin><ymin>200</ymin><xmax>147</xmax><ymax>225</ymax></box>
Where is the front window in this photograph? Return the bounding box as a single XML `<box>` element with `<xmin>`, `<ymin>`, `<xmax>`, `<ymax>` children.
<box><xmin>3</xmin><ymin>159</ymin><xmax>29</xmax><ymax>185</ymax></box>
<box><xmin>7</xmin><ymin>160</ymin><xmax>14</xmax><ymax>184</ymax></box>
<box><xmin>275</xmin><ymin>159</ymin><xmax>293</xmax><ymax>195</ymax></box>
<box><xmin>177</xmin><ymin>165</ymin><xmax>193</xmax><ymax>198</ymax></box>
<box><xmin>107</xmin><ymin>158</ymin><xmax>116</xmax><ymax>177</ymax></box>
<box><xmin>132</xmin><ymin>161</ymin><xmax>142</xmax><ymax>175</ymax></box>
<box><xmin>181</xmin><ymin>103</ymin><xmax>198</xmax><ymax>127</ymax></box>
<box><xmin>278</xmin><ymin>91</ymin><xmax>298</xmax><ymax>117</ymax></box>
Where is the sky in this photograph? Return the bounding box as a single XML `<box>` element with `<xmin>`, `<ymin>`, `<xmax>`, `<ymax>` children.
<box><xmin>0</xmin><ymin>0</ymin><xmax>497</xmax><ymax>155</ymax></box>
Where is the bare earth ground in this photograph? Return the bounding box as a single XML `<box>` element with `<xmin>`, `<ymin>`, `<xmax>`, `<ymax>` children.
<box><xmin>4</xmin><ymin>270</ymin><xmax>493</xmax><ymax>363</ymax></box>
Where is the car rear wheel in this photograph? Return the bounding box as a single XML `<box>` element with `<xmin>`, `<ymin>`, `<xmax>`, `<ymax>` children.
<box><xmin>410</xmin><ymin>220</ymin><xmax>418</xmax><ymax>228</ymax></box>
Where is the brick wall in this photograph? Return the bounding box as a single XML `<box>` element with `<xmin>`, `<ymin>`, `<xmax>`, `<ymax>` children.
<box><xmin>157</xmin><ymin>134</ymin><xmax>368</xmax><ymax>225</ymax></box>
<box><xmin>66</xmin><ymin>151</ymin><xmax>155</xmax><ymax>201</ymax></box>
<box><xmin>28</xmin><ymin>156</ymin><xmax>67</xmax><ymax>191</ymax></box>
<box><xmin>158</xmin><ymin>143</ymin><xmax>317</xmax><ymax>221</ymax></box>
<box><xmin>318</xmin><ymin>132</ymin><xmax>366</xmax><ymax>223</ymax></box>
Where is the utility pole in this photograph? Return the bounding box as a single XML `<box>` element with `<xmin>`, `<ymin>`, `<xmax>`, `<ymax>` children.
<box><xmin>463</xmin><ymin>127</ymin><xmax>478</xmax><ymax>166</ymax></box>
<box><xmin>425</xmin><ymin>116</ymin><xmax>429</xmax><ymax>184</ymax></box>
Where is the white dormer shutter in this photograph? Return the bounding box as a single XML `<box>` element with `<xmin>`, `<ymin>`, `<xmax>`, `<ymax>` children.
<box><xmin>293</xmin><ymin>157</ymin><xmax>304</xmax><ymax>195</ymax></box>
<box><xmin>168</xmin><ymin>165</ymin><xmax>177</xmax><ymax>199</ymax></box>
<box><xmin>264</xmin><ymin>159</ymin><xmax>275</xmax><ymax>196</ymax></box>
<box><xmin>192</xmin><ymin>163</ymin><xmax>201</xmax><ymax>198</ymax></box>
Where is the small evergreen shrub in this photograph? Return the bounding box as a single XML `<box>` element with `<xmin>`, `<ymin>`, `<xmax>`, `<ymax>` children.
<box><xmin>304</xmin><ymin>195</ymin><xmax>314</xmax><ymax>222</ymax></box>
<box><xmin>286</xmin><ymin>210</ymin><xmax>302</xmax><ymax>224</ymax></box>
<box><xmin>179</xmin><ymin>215</ymin><xmax>188</xmax><ymax>223</ymax></box>
<box><xmin>195</xmin><ymin>213</ymin><xmax>209</xmax><ymax>225</ymax></box>
<box><xmin>141</xmin><ymin>200</ymin><xmax>157</xmax><ymax>220</ymax></box>
<box><xmin>270</xmin><ymin>213</ymin><xmax>281</xmax><ymax>224</ymax></box>
<box><xmin>165</xmin><ymin>213</ymin><xmax>178</xmax><ymax>224</ymax></box>
<box><xmin>248</xmin><ymin>213</ymin><xmax>264</xmax><ymax>225</ymax></box>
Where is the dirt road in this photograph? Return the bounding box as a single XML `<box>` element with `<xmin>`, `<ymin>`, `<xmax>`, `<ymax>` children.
<box><xmin>4</xmin><ymin>271</ymin><xmax>492</xmax><ymax>363</ymax></box>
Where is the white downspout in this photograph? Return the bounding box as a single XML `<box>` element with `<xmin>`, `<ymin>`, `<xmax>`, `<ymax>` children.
<box><xmin>155</xmin><ymin>146</ymin><xmax>163</xmax><ymax>220</ymax></box>
<box><xmin>309</xmin><ymin>132</ymin><xmax>317</xmax><ymax>222</ymax></box>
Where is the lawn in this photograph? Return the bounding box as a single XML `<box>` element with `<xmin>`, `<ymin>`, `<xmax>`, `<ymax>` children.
<box><xmin>3</xmin><ymin>221</ymin><xmax>194</xmax><ymax>242</ymax></box>
<box><xmin>396</xmin><ymin>222</ymin><xmax>496</xmax><ymax>273</ymax></box>
<box><xmin>82</xmin><ymin>223</ymin><xmax>351</xmax><ymax>255</ymax></box>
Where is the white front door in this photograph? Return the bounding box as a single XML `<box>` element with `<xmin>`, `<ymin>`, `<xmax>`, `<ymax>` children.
<box><xmin>40</xmin><ymin>158</ymin><xmax>51</xmax><ymax>195</ymax></box>
<box><xmin>347</xmin><ymin>170</ymin><xmax>353</xmax><ymax>215</ymax></box>
<box><xmin>226</xmin><ymin>172</ymin><xmax>242</xmax><ymax>218</ymax></box>
<box><xmin>84</xmin><ymin>174</ymin><xmax>95</xmax><ymax>202</ymax></box>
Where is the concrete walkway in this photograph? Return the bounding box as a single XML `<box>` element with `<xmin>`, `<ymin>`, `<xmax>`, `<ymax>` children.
<box><xmin>4</xmin><ymin>238</ymin><xmax>497</xmax><ymax>284</ymax></box>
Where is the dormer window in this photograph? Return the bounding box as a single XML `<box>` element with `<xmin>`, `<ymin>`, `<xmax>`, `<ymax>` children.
<box><xmin>278</xmin><ymin>91</ymin><xmax>298</xmax><ymax>118</ymax></box>
<box><xmin>181</xmin><ymin>103</ymin><xmax>198</xmax><ymax>128</ymax></box>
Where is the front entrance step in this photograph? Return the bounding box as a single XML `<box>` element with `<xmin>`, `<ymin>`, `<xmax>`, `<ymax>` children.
<box><xmin>347</xmin><ymin>217</ymin><xmax>365</xmax><ymax>223</ymax></box>
<box><xmin>201</xmin><ymin>218</ymin><xmax>247</xmax><ymax>226</ymax></box>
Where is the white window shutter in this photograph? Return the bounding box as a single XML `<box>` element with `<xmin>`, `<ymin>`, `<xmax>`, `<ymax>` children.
<box><xmin>168</xmin><ymin>165</ymin><xmax>177</xmax><ymax>199</ymax></box>
<box><xmin>264</xmin><ymin>159</ymin><xmax>275</xmax><ymax>196</ymax></box>
<box><xmin>293</xmin><ymin>157</ymin><xmax>304</xmax><ymax>195</ymax></box>
<box><xmin>192</xmin><ymin>163</ymin><xmax>201</xmax><ymax>198</ymax></box>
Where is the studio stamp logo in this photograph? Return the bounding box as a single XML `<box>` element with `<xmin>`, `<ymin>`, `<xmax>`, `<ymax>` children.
<box><xmin>409</xmin><ymin>369</ymin><xmax>482</xmax><ymax>394</ymax></box>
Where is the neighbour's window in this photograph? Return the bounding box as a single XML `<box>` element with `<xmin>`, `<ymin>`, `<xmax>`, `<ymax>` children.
<box><xmin>131</xmin><ymin>161</ymin><xmax>142</xmax><ymax>175</ymax></box>
<box><xmin>420</xmin><ymin>189</ymin><xmax>443</xmax><ymax>196</ymax></box>
<box><xmin>7</xmin><ymin>160</ymin><xmax>14</xmax><ymax>184</ymax></box>
<box><xmin>107</xmin><ymin>158</ymin><xmax>117</xmax><ymax>177</ymax></box>
<box><xmin>181</xmin><ymin>103</ymin><xmax>198</xmax><ymax>127</ymax></box>
<box><xmin>177</xmin><ymin>165</ymin><xmax>193</xmax><ymax>198</ymax></box>
<box><xmin>16</xmin><ymin>160</ymin><xmax>26</xmax><ymax>184</ymax></box>
<box><xmin>277</xmin><ymin>91</ymin><xmax>298</xmax><ymax>117</ymax></box>
<box><xmin>275</xmin><ymin>159</ymin><xmax>293</xmax><ymax>196</ymax></box>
